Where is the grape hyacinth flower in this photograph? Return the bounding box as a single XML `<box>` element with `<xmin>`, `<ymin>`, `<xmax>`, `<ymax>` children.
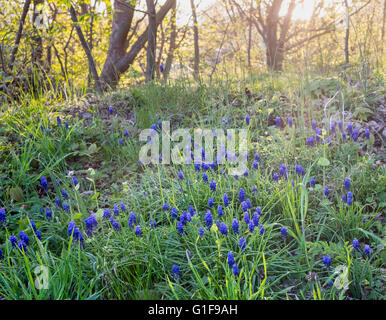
<box><xmin>177</xmin><ymin>221</ymin><xmax>184</xmax><ymax>235</ymax></box>
<box><xmin>312</xmin><ymin>120</ymin><xmax>317</xmax><ymax>131</ymax></box>
<box><xmin>217</xmin><ymin>205</ymin><xmax>223</xmax><ymax>217</ymax></box>
<box><xmin>347</xmin><ymin>192</ymin><xmax>353</xmax><ymax>205</ymax></box>
<box><xmin>57</xmin><ymin>116</ymin><xmax>62</xmax><ymax>127</ymax></box>
<box><xmin>252</xmin><ymin>185</ymin><xmax>258</xmax><ymax>193</ymax></box>
<box><xmin>338</xmin><ymin>121</ymin><xmax>343</xmax><ymax>131</ymax></box>
<box><xmin>103</xmin><ymin>209</ymin><xmax>111</xmax><ymax>219</ymax></box>
<box><xmin>120</xmin><ymin>202</ymin><xmax>126</xmax><ymax>212</ymax></box>
<box><xmin>342</xmin><ymin>194</ymin><xmax>347</xmax><ymax>203</ymax></box>
<box><xmin>244</xmin><ymin>212</ymin><xmax>250</xmax><ymax>225</ymax></box>
<box><xmin>18</xmin><ymin>240</ymin><xmax>27</xmax><ymax>252</ymax></box>
<box><xmin>45</xmin><ymin>208</ymin><xmax>52</xmax><ymax>219</ymax></box>
<box><xmin>347</xmin><ymin>123</ymin><xmax>353</xmax><ymax>135</ymax></box>
<box><xmin>364</xmin><ymin>245</ymin><xmax>371</xmax><ymax>257</ymax></box>
<box><xmin>323</xmin><ymin>254</ymin><xmax>331</xmax><ymax>268</ymax></box>
<box><xmin>253</xmin><ymin>160</ymin><xmax>258</xmax><ymax>170</ymax></box>
<box><xmin>280</xmin><ymin>164</ymin><xmax>287</xmax><ymax>180</ymax></box>
<box><xmin>85</xmin><ymin>214</ymin><xmax>97</xmax><ymax>236</ymax></box>
<box><xmin>310</xmin><ymin>177</ymin><xmax>316</xmax><ymax>188</ymax></box>
<box><xmin>330</xmin><ymin>122</ymin><xmax>335</xmax><ymax>134</ymax></box>
<box><xmin>41</xmin><ymin>176</ymin><xmax>48</xmax><ymax>192</ymax></box>
<box><xmin>365</xmin><ymin>129</ymin><xmax>370</xmax><ymax>139</ymax></box>
<box><xmin>124</xmin><ymin>129</ymin><xmax>129</xmax><ymax>137</ymax></box>
<box><xmin>128</xmin><ymin>212</ymin><xmax>136</xmax><ymax>228</ymax></box>
<box><xmin>232</xmin><ymin>219</ymin><xmax>239</xmax><ymax>234</ymax></box>
<box><xmin>150</xmin><ymin>219</ymin><xmax>157</xmax><ymax>229</ymax></box>
<box><xmin>171</xmin><ymin>207</ymin><xmax>178</xmax><ymax>219</ymax></box>
<box><xmin>295</xmin><ymin>165</ymin><xmax>304</xmax><ymax>176</ymax></box>
<box><xmin>202</xmin><ymin>173</ymin><xmax>208</xmax><ymax>183</ymax></box>
<box><xmin>72</xmin><ymin>176</ymin><xmax>78</xmax><ymax>186</ymax></box>
<box><xmin>61</xmin><ymin>189</ymin><xmax>69</xmax><ymax>200</ymax></box>
<box><xmin>306</xmin><ymin>136</ymin><xmax>315</xmax><ymax>147</ymax></box>
<box><xmin>248</xmin><ymin>221</ymin><xmax>255</xmax><ymax>232</ymax></box>
<box><xmin>239</xmin><ymin>237</ymin><xmax>246</xmax><ymax>252</ymax></box>
<box><xmin>68</xmin><ymin>221</ymin><xmax>83</xmax><ymax>243</ymax></box>
<box><xmin>275</xmin><ymin>116</ymin><xmax>281</xmax><ymax>128</ymax></box>
<box><xmin>178</xmin><ymin>171</ymin><xmax>184</xmax><ymax>180</ymax></box>
<box><xmin>273</xmin><ymin>172</ymin><xmax>279</xmax><ymax>182</ymax></box>
<box><xmin>110</xmin><ymin>218</ymin><xmax>121</xmax><ymax>231</ymax></box>
<box><xmin>205</xmin><ymin>210</ymin><xmax>213</xmax><ymax>229</ymax></box>
<box><xmin>135</xmin><ymin>225</ymin><xmax>142</xmax><ymax>237</ymax></box>
<box><xmin>232</xmin><ymin>264</ymin><xmax>240</xmax><ymax>276</ymax></box>
<box><xmin>239</xmin><ymin>188</ymin><xmax>246</xmax><ymax>202</ymax></box>
<box><xmin>63</xmin><ymin>203</ymin><xmax>70</xmax><ymax>212</ymax></box>
<box><xmin>219</xmin><ymin>222</ymin><xmax>228</xmax><ymax>235</ymax></box>
<box><xmin>252</xmin><ymin>212</ymin><xmax>260</xmax><ymax>226</ymax></box>
<box><xmin>227</xmin><ymin>251</ymin><xmax>235</xmax><ymax>268</ymax></box>
<box><xmin>208</xmin><ymin>197</ymin><xmax>214</xmax><ymax>208</ymax></box>
<box><xmin>108</xmin><ymin>106</ymin><xmax>114</xmax><ymax>115</ymax></box>
<box><xmin>113</xmin><ymin>206</ymin><xmax>119</xmax><ymax>216</ymax></box>
<box><xmin>352</xmin><ymin>238</ymin><xmax>359</xmax><ymax>252</ymax></box>
<box><xmin>0</xmin><ymin>249</ymin><xmax>2</xmax><ymax>260</ymax></box>
<box><xmin>162</xmin><ymin>203</ymin><xmax>169</xmax><ymax>211</ymax></box>
<box><xmin>246</xmin><ymin>198</ymin><xmax>251</xmax><ymax>209</ymax></box>
<box><xmin>119</xmin><ymin>138</ymin><xmax>123</xmax><ymax>146</ymax></box>
<box><xmin>223</xmin><ymin>193</ymin><xmax>229</xmax><ymax>207</ymax></box>
<box><xmin>10</xmin><ymin>234</ymin><xmax>17</xmax><ymax>247</ymax></box>
<box><xmin>198</xmin><ymin>227</ymin><xmax>204</xmax><ymax>238</ymax></box>
<box><xmin>352</xmin><ymin>129</ymin><xmax>358</xmax><ymax>142</ymax></box>
<box><xmin>344</xmin><ymin>177</ymin><xmax>351</xmax><ymax>192</ymax></box>
<box><xmin>245</xmin><ymin>114</ymin><xmax>250</xmax><ymax>125</ymax></box>
<box><xmin>280</xmin><ymin>226</ymin><xmax>287</xmax><ymax>240</ymax></box>
<box><xmin>259</xmin><ymin>224</ymin><xmax>264</xmax><ymax>235</ymax></box>
<box><xmin>0</xmin><ymin>208</ymin><xmax>6</xmax><ymax>224</ymax></box>
<box><xmin>324</xmin><ymin>187</ymin><xmax>329</xmax><ymax>197</ymax></box>
<box><xmin>172</xmin><ymin>265</ymin><xmax>180</xmax><ymax>280</ymax></box>
<box><xmin>241</xmin><ymin>201</ymin><xmax>248</xmax><ymax>212</ymax></box>
<box><xmin>19</xmin><ymin>231</ymin><xmax>29</xmax><ymax>246</ymax></box>
<box><xmin>30</xmin><ymin>221</ymin><xmax>37</xmax><ymax>232</ymax></box>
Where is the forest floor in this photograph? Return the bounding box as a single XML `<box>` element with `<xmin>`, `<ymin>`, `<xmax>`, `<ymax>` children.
<box><xmin>0</xmin><ymin>72</ymin><xmax>385</xmax><ymax>300</ymax></box>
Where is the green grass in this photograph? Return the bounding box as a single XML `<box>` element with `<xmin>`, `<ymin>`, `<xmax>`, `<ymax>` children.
<box><xmin>0</xmin><ymin>71</ymin><xmax>385</xmax><ymax>300</ymax></box>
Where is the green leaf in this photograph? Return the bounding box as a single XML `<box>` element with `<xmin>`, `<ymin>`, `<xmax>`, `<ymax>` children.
<box><xmin>9</xmin><ymin>187</ymin><xmax>23</xmax><ymax>202</ymax></box>
<box><xmin>318</xmin><ymin>157</ymin><xmax>330</xmax><ymax>166</ymax></box>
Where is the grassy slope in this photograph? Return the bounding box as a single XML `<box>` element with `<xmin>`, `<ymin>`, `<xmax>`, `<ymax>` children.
<box><xmin>0</xmin><ymin>72</ymin><xmax>385</xmax><ymax>300</ymax></box>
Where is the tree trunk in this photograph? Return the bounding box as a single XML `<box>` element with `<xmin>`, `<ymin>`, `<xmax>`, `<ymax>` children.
<box><xmin>344</xmin><ymin>0</ymin><xmax>350</xmax><ymax>67</ymax></box>
<box><xmin>100</xmin><ymin>0</ymin><xmax>135</xmax><ymax>88</ymax></box>
<box><xmin>190</xmin><ymin>0</ymin><xmax>200</xmax><ymax>79</ymax></box>
<box><xmin>146</xmin><ymin>0</ymin><xmax>157</xmax><ymax>82</ymax></box>
<box><xmin>247</xmin><ymin>0</ymin><xmax>253</xmax><ymax>69</ymax></box>
<box><xmin>163</xmin><ymin>0</ymin><xmax>177</xmax><ymax>80</ymax></box>
<box><xmin>265</xmin><ymin>0</ymin><xmax>283</xmax><ymax>71</ymax></box>
<box><xmin>69</xmin><ymin>4</ymin><xmax>102</xmax><ymax>93</ymax></box>
<box><xmin>8</xmin><ymin>0</ymin><xmax>31</xmax><ymax>71</ymax></box>
<box><xmin>100</xmin><ymin>0</ymin><xmax>176</xmax><ymax>89</ymax></box>
<box><xmin>32</xmin><ymin>0</ymin><xmax>44</xmax><ymax>67</ymax></box>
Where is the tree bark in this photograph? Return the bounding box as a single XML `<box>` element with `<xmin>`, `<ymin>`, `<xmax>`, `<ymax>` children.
<box><xmin>100</xmin><ymin>0</ymin><xmax>176</xmax><ymax>89</ymax></box>
<box><xmin>8</xmin><ymin>0</ymin><xmax>31</xmax><ymax>71</ymax></box>
<box><xmin>344</xmin><ymin>0</ymin><xmax>350</xmax><ymax>67</ymax></box>
<box><xmin>32</xmin><ymin>0</ymin><xmax>44</xmax><ymax>67</ymax></box>
<box><xmin>145</xmin><ymin>0</ymin><xmax>157</xmax><ymax>82</ymax></box>
<box><xmin>190</xmin><ymin>0</ymin><xmax>200</xmax><ymax>79</ymax></box>
<box><xmin>265</xmin><ymin>0</ymin><xmax>283</xmax><ymax>71</ymax></box>
<box><xmin>69</xmin><ymin>4</ymin><xmax>102</xmax><ymax>93</ymax></box>
<box><xmin>163</xmin><ymin>0</ymin><xmax>177</xmax><ymax>80</ymax></box>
